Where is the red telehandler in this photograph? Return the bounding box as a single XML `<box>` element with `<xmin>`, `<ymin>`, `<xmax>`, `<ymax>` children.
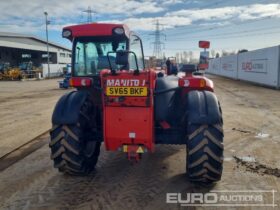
<box><xmin>50</xmin><ymin>23</ymin><xmax>224</xmax><ymax>183</ymax></box>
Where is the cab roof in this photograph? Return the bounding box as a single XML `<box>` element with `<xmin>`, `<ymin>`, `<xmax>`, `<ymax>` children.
<box><xmin>62</xmin><ymin>23</ymin><xmax>130</xmax><ymax>41</ymax></box>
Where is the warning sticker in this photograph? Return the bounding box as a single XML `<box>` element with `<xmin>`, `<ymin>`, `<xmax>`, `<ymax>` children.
<box><xmin>136</xmin><ymin>147</ymin><xmax>144</xmax><ymax>153</ymax></box>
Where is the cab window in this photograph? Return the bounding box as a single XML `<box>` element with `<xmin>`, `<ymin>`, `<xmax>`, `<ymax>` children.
<box><xmin>74</xmin><ymin>37</ymin><xmax>127</xmax><ymax>76</ymax></box>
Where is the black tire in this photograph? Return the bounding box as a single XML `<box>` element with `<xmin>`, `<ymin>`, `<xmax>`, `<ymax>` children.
<box><xmin>186</xmin><ymin>107</ymin><xmax>224</xmax><ymax>183</ymax></box>
<box><xmin>49</xmin><ymin>99</ymin><xmax>101</xmax><ymax>175</ymax></box>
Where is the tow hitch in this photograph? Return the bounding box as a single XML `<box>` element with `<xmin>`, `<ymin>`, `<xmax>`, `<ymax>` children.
<box><xmin>122</xmin><ymin>145</ymin><xmax>145</xmax><ymax>162</ymax></box>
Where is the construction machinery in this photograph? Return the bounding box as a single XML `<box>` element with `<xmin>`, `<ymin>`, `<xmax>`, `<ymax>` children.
<box><xmin>18</xmin><ymin>61</ymin><xmax>43</xmax><ymax>79</ymax></box>
<box><xmin>50</xmin><ymin>23</ymin><xmax>224</xmax><ymax>183</ymax></box>
<box><xmin>0</xmin><ymin>62</ymin><xmax>22</xmax><ymax>80</ymax></box>
<box><xmin>0</xmin><ymin>62</ymin><xmax>10</xmax><ymax>73</ymax></box>
<box><xmin>0</xmin><ymin>62</ymin><xmax>9</xmax><ymax>80</ymax></box>
<box><xmin>19</xmin><ymin>61</ymin><xmax>33</xmax><ymax>72</ymax></box>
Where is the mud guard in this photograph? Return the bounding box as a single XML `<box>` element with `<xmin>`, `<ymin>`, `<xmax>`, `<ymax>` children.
<box><xmin>187</xmin><ymin>90</ymin><xmax>222</xmax><ymax>124</ymax></box>
<box><xmin>52</xmin><ymin>91</ymin><xmax>88</xmax><ymax>125</ymax></box>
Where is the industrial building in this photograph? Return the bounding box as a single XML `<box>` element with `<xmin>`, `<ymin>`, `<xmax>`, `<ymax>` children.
<box><xmin>0</xmin><ymin>32</ymin><xmax>71</xmax><ymax>67</ymax></box>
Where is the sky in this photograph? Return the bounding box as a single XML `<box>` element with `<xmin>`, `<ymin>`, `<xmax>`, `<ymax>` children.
<box><xmin>0</xmin><ymin>0</ymin><xmax>280</xmax><ymax>58</ymax></box>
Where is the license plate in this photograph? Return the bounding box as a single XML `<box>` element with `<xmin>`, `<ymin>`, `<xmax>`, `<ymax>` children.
<box><xmin>106</xmin><ymin>87</ymin><xmax>148</xmax><ymax>96</ymax></box>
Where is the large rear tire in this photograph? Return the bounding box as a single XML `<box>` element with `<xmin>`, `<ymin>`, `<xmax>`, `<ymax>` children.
<box><xmin>186</xmin><ymin>106</ymin><xmax>224</xmax><ymax>183</ymax></box>
<box><xmin>49</xmin><ymin>99</ymin><xmax>101</xmax><ymax>175</ymax></box>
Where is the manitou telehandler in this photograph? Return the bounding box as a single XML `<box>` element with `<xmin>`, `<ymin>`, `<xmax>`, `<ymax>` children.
<box><xmin>50</xmin><ymin>23</ymin><xmax>224</xmax><ymax>183</ymax></box>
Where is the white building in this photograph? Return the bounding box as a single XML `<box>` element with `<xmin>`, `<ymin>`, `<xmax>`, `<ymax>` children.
<box><xmin>0</xmin><ymin>32</ymin><xmax>71</xmax><ymax>67</ymax></box>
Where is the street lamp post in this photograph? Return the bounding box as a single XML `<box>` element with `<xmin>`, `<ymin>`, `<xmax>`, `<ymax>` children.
<box><xmin>44</xmin><ymin>12</ymin><xmax>50</xmax><ymax>78</ymax></box>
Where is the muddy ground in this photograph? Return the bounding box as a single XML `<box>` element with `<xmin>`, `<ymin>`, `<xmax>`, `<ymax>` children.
<box><xmin>0</xmin><ymin>75</ymin><xmax>279</xmax><ymax>210</ymax></box>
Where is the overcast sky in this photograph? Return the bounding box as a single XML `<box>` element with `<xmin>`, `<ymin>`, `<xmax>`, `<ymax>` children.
<box><xmin>0</xmin><ymin>0</ymin><xmax>280</xmax><ymax>57</ymax></box>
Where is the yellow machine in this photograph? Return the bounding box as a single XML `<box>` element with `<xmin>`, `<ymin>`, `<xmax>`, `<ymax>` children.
<box><xmin>0</xmin><ymin>63</ymin><xmax>22</xmax><ymax>80</ymax></box>
<box><xmin>0</xmin><ymin>61</ymin><xmax>42</xmax><ymax>80</ymax></box>
<box><xmin>7</xmin><ymin>68</ymin><xmax>22</xmax><ymax>80</ymax></box>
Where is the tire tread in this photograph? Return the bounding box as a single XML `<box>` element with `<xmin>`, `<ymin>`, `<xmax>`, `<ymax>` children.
<box><xmin>187</xmin><ymin>121</ymin><xmax>224</xmax><ymax>183</ymax></box>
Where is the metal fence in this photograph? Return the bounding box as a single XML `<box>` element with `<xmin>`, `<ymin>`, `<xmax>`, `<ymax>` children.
<box><xmin>42</xmin><ymin>64</ymin><xmax>65</xmax><ymax>78</ymax></box>
<box><xmin>207</xmin><ymin>46</ymin><xmax>280</xmax><ymax>89</ymax></box>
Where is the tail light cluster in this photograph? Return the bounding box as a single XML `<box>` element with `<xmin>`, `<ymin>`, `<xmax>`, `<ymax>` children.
<box><xmin>69</xmin><ymin>77</ymin><xmax>92</xmax><ymax>87</ymax></box>
<box><xmin>178</xmin><ymin>77</ymin><xmax>213</xmax><ymax>90</ymax></box>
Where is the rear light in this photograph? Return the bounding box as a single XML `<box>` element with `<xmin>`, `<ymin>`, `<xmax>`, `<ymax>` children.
<box><xmin>178</xmin><ymin>78</ymin><xmax>206</xmax><ymax>88</ymax></box>
<box><xmin>69</xmin><ymin>77</ymin><xmax>92</xmax><ymax>87</ymax></box>
<box><xmin>200</xmin><ymin>79</ymin><xmax>206</xmax><ymax>87</ymax></box>
<box><xmin>179</xmin><ymin>79</ymin><xmax>190</xmax><ymax>87</ymax></box>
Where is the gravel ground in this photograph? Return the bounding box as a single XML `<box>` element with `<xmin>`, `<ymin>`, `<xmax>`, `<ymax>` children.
<box><xmin>0</xmin><ymin>79</ymin><xmax>69</xmax><ymax>157</ymax></box>
<box><xmin>0</xmin><ymin>75</ymin><xmax>279</xmax><ymax>210</ymax></box>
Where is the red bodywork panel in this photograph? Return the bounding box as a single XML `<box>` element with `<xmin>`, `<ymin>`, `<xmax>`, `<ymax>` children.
<box><xmin>100</xmin><ymin>70</ymin><xmax>156</xmax><ymax>152</ymax></box>
<box><xmin>63</xmin><ymin>23</ymin><xmax>130</xmax><ymax>40</ymax></box>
